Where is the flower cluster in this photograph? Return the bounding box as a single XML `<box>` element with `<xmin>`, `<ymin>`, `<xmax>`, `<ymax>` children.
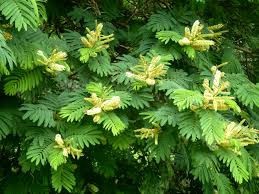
<box><xmin>84</xmin><ymin>93</ymin><xmax>121</xmax><ymax>122</ymax></box>
<box><xmin>178</xmin><ymin>20</ymin><xmax>226</xmax><ymax>51</ymax></box>
<box><xmin>126</xmin><ymin>55</ymin><xmax>167</xmax><ymax>87</ymax></box>
<box><xmin>37</xmin><ymin>49</ymin><xmax>70</xmax><ymax>74</ymax></box>
<box><xmin>202</xmin><ymin>65</ymin><xmax>240</xmax><ymax>112</ymax></box>
<box><xmin>134</xmin><ymin>123</ymin><xmax>161</xmax><ymax>145</ymax></box>
<box><xmin>54</xmin><ymin>134</ymin><xmax>83</xmax><ymax>159</ymax></box>
<box><xmin>79</xmin><ymin>23</ymin><xmax>114</xmax><ymax>63</ymax></box>
<box><xmin>219</xmin><ymin>120</ymin><xmax>259</xmax><ymax>154</ymax></box>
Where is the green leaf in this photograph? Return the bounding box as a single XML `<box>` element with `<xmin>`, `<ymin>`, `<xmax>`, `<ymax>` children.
<box><xmin>64</xmin><ymin>125</ymin><xmax>103</xmax><ymax>148</ymax></box>
<box><xmin>4</xmin><ymin>68</ymin><xmax>43</xmax><ymax>96</ymax></box>
<box><xmin>171</xmin><ymin>89</ymin><xmax>203</xmax><ymax>111</ymax></box>
<box><xmin>178</xmin><ymin>112</ymin><xmax>202</xmax><ymax>141</ymax></box>
<box><xmin>0</xmin><ymin>30</ymin><xmax>16</xmax><ymax>75</ymax></box>
<box><xmin>51</xmin><ymin>163</ymin><xmax>76</xmax><ymax>193</ymax></box>
<box><xmin>146</xmin><ymin>130</ymin><xmax>176</xmax><ymax>163</ymax></box>
<box><xmin>216</xmin><ymin>149</ymin><xmax>250</xmax><ymax>184</ymax></box>
<box><xmin>198</xmin><ymin>110</ymin><xmax>225</xmax><ymax>145</ymax></box>
<box><xmin>26</xmin><ymin>140</ymin><xmax>53</xmax><ymax>166</ymax></box>
<box><xmin>60</xmin><ymin>99</ymin><xmax>90</xmax><ymax>122</ymax></box>
<box><xmin>97</xmin><ymin>112</ymin><xmax>126</xmax><ymax>136</ymax></box>
<box><xmin>0</xmin><ymin>0</ymin><xmax>40</xmax><ymax>31</ymax></box>
<box><xmin>214</xmin><ymin>173</ymin><xmax>234</xmax><ymax>194</ymax></box>
<box><xmin>191</xmin><ymin>149</ymin><xmax>220</xmax><ymax>184</ymax></box>
<box><xmin>147</xmin><ymin>11</ymin><xmax>176</xmax><ymax>32</ymax></box>
<box><xmin>156</xmin><ymin>31</ymin><xmax>182</xmax><ymax>44</ymax></box>
<box><xmin>141</xmin><ymin>105</ymin><xmax>179</xmax><ymax>127</ymax></box>
<box><xmin>48</xmin><ymin>148</ymin><xmax>67</xmax><ymax>170</ymax></box>
<box><xmin>88</xmin><ymin>53</ymin><xmax>113</xmax><ymax>77</ymax></box>
<box><xmin>20</xmin><ymin>104</ymin><xmax>56</xmax><ymax>128</ymax></box>
<box><xmin>130</xmin><ymin>90</ymin><xmax>154</xmax><ymax>109</ymax></box>
<box><xmin>183</xmin><ymin>46</ymin><xmax>196</xmax><ymax>59</ymax></box>
<box><xmin>0</xmin><ymin>111</ymin><xmax>14</xmax><ymax>140</ymax></box>
<box><xmin>108</xmin><ymin>130</ymin><xmax>135</xmax><ymax>150</ymax></box>
<box><xmin>235</xmin><ymin>83</ymin><xmax>259</xmax><ymax>109</ymax></box>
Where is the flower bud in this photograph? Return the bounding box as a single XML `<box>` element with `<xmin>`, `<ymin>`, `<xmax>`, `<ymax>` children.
<box><xmin>93</xmin><ymin>115</ymin><xmax>101</xmax><ymax>123</ymax></box>
<box><xmin>86</xmin><ymin>107</ymin><xmax>102</xmax><ymax>115</ymax></box>
<box><xmin>62</xmin><ymin>148</ymin><xmax>69</xmax><ymax>157</ymax></box>
<box><xmin>55</xmin><ymin>134</ymin><xmax>64</xmax><ymax>146</ymax></box>
<box><xmin>145</xmin><ymin>78</ymin><xmax>156</xmax><ymax>85</ymax></box>
<box><xmin>126</xmin><ymin>72</ymin><xmax>134</xmax><ymax>78</ymax></box>
<box><xmin>50</xmin><ymin>63</ymin><xmax>66</xmax><ymax>72</ymax></box>
<box><xmin>178</xmin><ymin>37</ymin><xmax>191</xmax><ymax>46</ymax></box>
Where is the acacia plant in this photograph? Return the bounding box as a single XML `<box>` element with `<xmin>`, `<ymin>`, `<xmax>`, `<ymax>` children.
<box><xmin>0</xmin><ymin>0</ymin><xmax>259</xmax><ymax>193</ymax></box>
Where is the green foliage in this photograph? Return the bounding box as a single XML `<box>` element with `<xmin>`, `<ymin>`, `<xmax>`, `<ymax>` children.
<box><xmin>141</xmin><ymin>105</ymin><xmax>179</xmax><ymax>127</ymax></box>
<box><xmin>178</xmin><ymin>112</ymin><xmax>202</xmax><ymax>141</ymax></box>
<box><xmin>216</xmin><ymin>149</ymin><xmax>250</xmax><ymax>184</ymax></box>
<box><xmin>171</xmin><ymin>89</ymin><xmax>204</xmax><ymax>111</ymax></box>
<box><xmin>199</xmin><ymin>110</ymin><xmax>225</xmax><ymax>145</ymax></box>
<box><xmin>4</xmin><ymin>68</ymin><xmax>43</xmax><ymax>95</ymax></box>
<box><xmin>156</xmin><ymin>31</ymin><xmax>182</xmax><ymax>44</ymax></box>
<box><xmin>0</xmin><ymin>0</ymin><xmax>44</xmax><ymax>31</ymax></box>
<box><xmin>0</xmin><ymin>0</ymin><xmax>259</xmax><ymax>193</ymax></box>
<box><xmin>20</xmin><ymin>104</ymin><xmax>56</xmax><ymax>127</ymax></box>
<box><xmin>97</xmin><ymin>112</ymin><xmax>126</xmax><ymax>136</ymax></box>
<box><xmin>0</xmin><ymin>30</ymin><xmax>16</xmax><ymax>75</ymax></box>
<box><xmin>51</xmin><ymin>163</ymin><xmax>76</xmax><ymax>193</ymax></box>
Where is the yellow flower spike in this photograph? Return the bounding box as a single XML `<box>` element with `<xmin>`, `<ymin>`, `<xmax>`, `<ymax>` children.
<box><xmin>202</xmin><ymin>66</ymin><xmax>240</xmax><ymax>112</ymax></box>
<box><xmin>134</xmin><ymin>124</ymin><xmax>161</xmax><ymax>145</ymax></box>
<box><xmin>178</xmin><ymin>20</ymin><xmax>226</xmax><ymax>51</ymax></box>
<box><xmin>179</xmin><ymin>37</ymin><xmax>191</xmax><ymax>46</ymax></box>
<box><xmin>101</xmin><ymin>96</ymin><xmax>121</xmax><ymax>111</ymax></box>
<box><xmin>191</xmin><ymin>20</ymin><xmax>201</xmax><ymax>37</ymax></box>
<box><xmin>86</xmin><ymin>107</ymin><xmax>102</xmax><ymax>116</ymax></box>
<box><xmin>79</xmin><ymin>22</ymin><xmax>114</xmax><ymax>63</ymax></box>
<box><xmin>54</xmin><ymin>134</ymin><xmax>83</xmax><ymax>159</ymax></box>
<box><xmin>208</xmin><ymin>24</ymin><xmax>224</xmax><ymax>31</ymax></box>
<box><xmin>184</xmin><ymin>27</ymin><xmax>191</xmax><ymax>37</ymax></box>
<box><xmin>37</xmin><ymin>49</ymin><xmax>69</xmax><ymax>74</ymax></box>
<box><xmin>126</xmin><ymin>55</ymin><xmax>167</xmax><ymax>88</ymax></box>
<box><xmin>84</xmin><ymin>93</ymin><xmax>121</xmax><ymax>122</ymax></box>
<box><xmin>219</xmin><ymin>120</ymin><xmax>259</xmax><ymax>152</ymax></box>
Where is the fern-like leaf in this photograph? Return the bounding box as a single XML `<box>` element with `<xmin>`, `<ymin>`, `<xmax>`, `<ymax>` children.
<box><xmin>48</xmin><ymin>148</ymin><xmax>67</xmax><ymax>170</ymax></box>
<box><xmin>199</xmin><ymin>110</ymin><xmax>225</xmax><ymax>145</ymax></box>
<box><xmin>60</xmin><ymin>98</ymin><xmax>91</xmax><ymax>122</ymax></box>
<box><xmin>51</xmin><ymin>163</ymin><xmax>76</xmax><ymax>193</ymax></box>
<box><xmin>145</xmin><ymin>130</ymin><xmax>176</xmax><ymax>163</ymax></box>
<box><xmin>97</xmin><ymin>112</ymin><xmax>126</xmax><ymax>136</ymax></box>
<box><xmin>214</xmin><ymin>173</ymin><xmax>234</xmax><ymax>194</ymax></box>
<box><xmin>0</xmin><ymin>111</ymin><xmax>14</xmax><ymax>140</ymax></box>
<box><xmin>156</xmin><ymin>31</ymin><xmax>182</xmax><ymax>44</ymax></box>
<box><xmin>141</xmin><ymin>105</ymin><xmax>179</xmax><ymax>127</ymax></box>
<box><xmin>147</xmin><ymin>11</ymin><xmax>176</xmax><ymax>32</ymax></box>
<box><xmin>0</xmin><ymin>30</ymin><xmax>16</xmax><ymax>75</ymax></box>
<box><xmin>20</xmin><ymin>104</ymin><xmax>56</xmax><ymax>128</ymax></box>
<box><xmin>4</xmin><ymin>68</ymin><xmax>43</xmax><ymax>96</ymax></box>
<box><xmin>64</xmin><ymin>125</ymin><xmax>103</xmax><ymax>148</ymax></box>
<box><xmin>171</xmin><ymin>89</ymin><xmax>203</xmax><ymax>111</ymax></box>
<box><xmin>216</xmin><ymin>148</ymin><xmax>250</xmax><ymax>184</ymax></box>
<box><xmin>235</xmin><ymin>83</ymin><xmax>259</xmax><ymax>108</ymax></box>
<box><xmin>178</xmin><ymin>112</ymin><xmax>202</xmax><ymax>141</ymax></box>
<box><xmin>191</xmin><ymin>149</ymin><xmax>220</xmax><ymax>184</ymax></box>
<box><xmin>130</xmin><ymin>89</ymin><xmax>154</xmax><ymax>109</ymax></box>
<box><xmin>88</xmin><ymin>53</ymin><xmax>113</xmax><ymax>77</ymax></box>
<box><xmin>0</xmin><ymin>0</ymin><xmax>40</xmax><ymax>31</ymax></box>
